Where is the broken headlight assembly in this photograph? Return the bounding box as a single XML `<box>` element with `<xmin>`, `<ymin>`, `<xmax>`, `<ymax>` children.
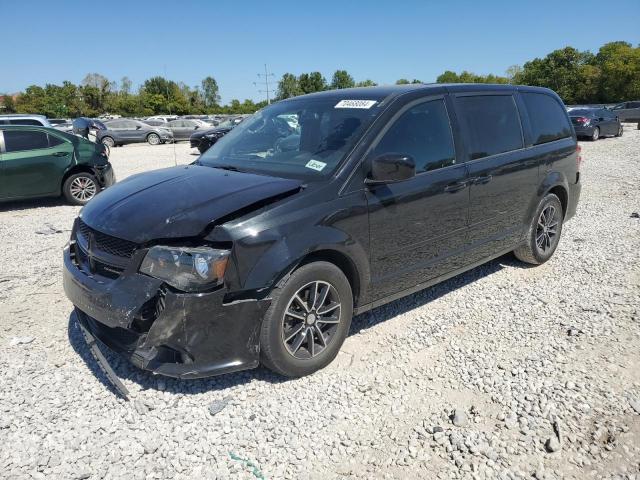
<box><xmin>139</xmin><ymin>246</ymin><xmax>230</xmax><ymax>292</ymax></box>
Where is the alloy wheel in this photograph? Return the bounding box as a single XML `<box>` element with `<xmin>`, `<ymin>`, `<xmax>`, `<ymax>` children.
<box><xmin>102</xmin><ymin>137</ymin><xmax>115</xmax><ymax>147</ymax></box>
<box><xmin>281</xmin><ymin>281</ymin><xmax>342</xmax><ymax>359</ymax></box>
<box><xmin>69</xmin><ymin>176</ymin><xmax>97</xmax><ymax>202</ymax></box>
<box><xmin>592</xmin><ymin>127</ymin><xmax>599</xmax><ymax>141</ymax></box>
<box><xmin>536</xmin><ymin>205</ymin><xmax>559</xmax><ymax>253</ymax></box>
<box><xmin>148</xmin><ymin>133</ymin><xmax>160</xmax><ymax>145</ymax></box>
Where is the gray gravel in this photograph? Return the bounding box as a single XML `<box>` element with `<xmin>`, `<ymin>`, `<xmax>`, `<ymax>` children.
<box><xmin>1</xmin><ymin>130</ymin><xmax>639</xmax><ymax>479</ymax></box>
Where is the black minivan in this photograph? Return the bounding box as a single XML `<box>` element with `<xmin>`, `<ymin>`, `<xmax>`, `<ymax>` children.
<box><xmin>64</xmin><ymin>84</ymin><xmax>581</xmax><ymax>381</ymax></box>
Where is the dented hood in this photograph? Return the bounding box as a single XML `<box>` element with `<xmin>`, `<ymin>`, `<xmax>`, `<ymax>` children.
<box><xmin>80</xmin><ymin>165</ymin><xmax>301</xmax><ymax>243</ymax></box>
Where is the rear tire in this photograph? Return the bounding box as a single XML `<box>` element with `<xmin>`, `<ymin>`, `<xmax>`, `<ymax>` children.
<box><xmin>63</xmin><ymin>172</ymin><xmax>99</xmax><ymax>206</ymax></box>
<box><xmin>590</xmin><ymin>127</ymin><xmax>600</xmax><ymax>141</ymax></box>
<box><xmin>260</xmin><ymin>261</ymin><xmax>353</xmax><ymax>378</ymax></box>
<box><xmin>514</xmin><ymin>193</ymin><xmax>563</xmax><ymax>265</ymax></box>
<box><xmin>615</xmin><ymin>124</ymin><xmax>623</xmax><ymax>137</ymax></box>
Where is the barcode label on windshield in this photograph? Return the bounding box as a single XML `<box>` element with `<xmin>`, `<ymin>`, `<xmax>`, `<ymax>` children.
<box><xmin>306</xmin><ymin>159</ymin><xmax>327</xmax><ymax>171</ymax></box>
<box><xmin>335</xmin><ymin>100</ymin><xmax>377</xmax><ymax>109</ymax></box>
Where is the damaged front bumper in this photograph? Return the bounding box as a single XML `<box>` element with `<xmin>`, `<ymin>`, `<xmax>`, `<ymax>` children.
<box><xmin>63</xmin><ymin>244</ymin><xmax>270</xmax><ymax>379</ymax></box>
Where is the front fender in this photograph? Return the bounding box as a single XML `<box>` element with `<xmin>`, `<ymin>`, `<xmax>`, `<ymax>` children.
<box><xmin>241</xmin><ymin>224</ymin><xmax>370</xmax><ymax>303</ymax></box>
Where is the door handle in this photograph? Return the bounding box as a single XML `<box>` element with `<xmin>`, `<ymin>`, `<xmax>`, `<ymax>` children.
<box><xmin>472</xmin><ymin>175</ymin><xmax>492</xmax><ymax>185</ymax></box>
<box><xmin>53</xmin><ymin>152</ymin><xmax>69</xmax><ymax>157</ymax></box>
<box><xmin>444</xmin><ymin>181</ymin><xmax>468</xmax><ymax>193</ymax></box>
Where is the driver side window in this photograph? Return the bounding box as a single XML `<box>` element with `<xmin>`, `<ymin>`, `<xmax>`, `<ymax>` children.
<box><xmin>373</xmin><ymin>99</ymin><xmax>456</xmax><ymax>174</ymax></box>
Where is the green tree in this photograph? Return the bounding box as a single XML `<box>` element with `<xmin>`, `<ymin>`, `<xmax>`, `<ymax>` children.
<box><xmin>436</xmin><ymin>71</ymin><xmax>459</xmax><ymax>83</ymax></box>
<box><xmin>298</xmin><ymin>72</ymin><xmax>327</xmax><ymax>94</ymax></box>
<box><xmin>201</xmin><ymin>76</ymin><xmax>221</xmax><ymax>108</ymax></box>
<box><xmin>395</xmin><ymin>78</ymin><xmax>410</xmax><ymax>85</ymax></box>
<box><xmin>517</xmin><ymin>47</ymin><xmax>596</xmax><ymax>103</ymax></box>
<box><xmin>276</xmin><ymin>73</ymin><xmax>302</xmax><ymax>99</ymax></box>
<box><xmin>330</xmin><ymin>70</ymin><xmax>355</xmax><ymax>89</ymax></box>
<box><xmin>0</xmin><ymin>94</ymin><xmax>16</xmax><ymax>113</ymax></box>
<box><xmin>355</xmin><ymin>79</ymin><xmax>377</xmax><ymax>87</ymax></box>
<box><xmin>594</xmin><ymin>41</ymin><xmax>640</xmax><ymax>102</ymax></box>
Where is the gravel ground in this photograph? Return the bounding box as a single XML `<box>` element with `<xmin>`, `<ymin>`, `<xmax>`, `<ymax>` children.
<box><xmin>1</xmin><ymin>130</ymin><xmax>639</xmax><ymax>480</ymax></box>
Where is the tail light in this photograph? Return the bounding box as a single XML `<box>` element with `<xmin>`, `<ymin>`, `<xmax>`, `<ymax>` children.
<box><xmin>576</xmin><ymin>144</ymin><xmax>582</xmax><ymax>171</ymax></box>
<box><xmin>576</xmin><ymin>116</ymin><xmax>590</xmax><ymax>124</ymax></box>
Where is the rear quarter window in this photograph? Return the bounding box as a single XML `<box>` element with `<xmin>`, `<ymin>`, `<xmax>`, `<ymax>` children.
<box><xmin>521</xmin><ymin>92</ymin><xmax>572</xmax><ymax>145</ymax></box>
<box><xmin>9</xmin><ymin>119</ymin><xmax>43</xmax><ymax>126</ymax></box>
<box><xmin>454</xmin><ymin>95</ymin><xmax>523</xmax><ymax>160</ymax></box>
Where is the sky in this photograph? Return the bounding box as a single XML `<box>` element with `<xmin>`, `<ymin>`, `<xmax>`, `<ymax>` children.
<box><xmin>2</xmin><ymin>0</ymin><xmax>639</xmax><ymax>104</ymax></box>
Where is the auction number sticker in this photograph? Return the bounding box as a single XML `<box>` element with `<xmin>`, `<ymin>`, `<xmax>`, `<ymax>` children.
<box><xmin>335</xmin><ymin>99</ymin><xmax>377</xmax><ymax>109</ymax></box>
<box><xmin>305</xmin><ymin>159</ymin><xmax>327</xmax><ymax>171</ymax></box>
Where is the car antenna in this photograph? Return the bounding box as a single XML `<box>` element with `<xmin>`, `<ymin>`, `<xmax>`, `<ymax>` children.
<box><xmin>164</xmin><ymin>65</ymin><xmax>178</xmax><ymax>166</ymax></box>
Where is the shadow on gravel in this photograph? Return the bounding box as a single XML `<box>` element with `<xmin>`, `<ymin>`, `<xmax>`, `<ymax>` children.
<box><xmin>0</xmin><ymin>197</ymin><xmax>68</xmax><ymax>212</ymax></box>
<box><xmin>68</xmin><ymin>252</ymin><xmax>520</xmax><ymax>397</ymax></box>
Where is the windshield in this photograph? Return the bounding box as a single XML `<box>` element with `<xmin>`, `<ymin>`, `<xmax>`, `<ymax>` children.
<box><xmin>198</xmin><ymin>97</ymin><xmax>381</xmax><ymax>180</ymax></box>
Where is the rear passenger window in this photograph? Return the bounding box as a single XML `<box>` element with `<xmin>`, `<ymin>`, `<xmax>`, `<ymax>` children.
<box><xmin>373</xmin><ymin>99</ymin><xmax>456</xmax><ymax>173</ymax></box>
<box><xmin>454</xmin><ymin>95</ymin><xmax>523</xmax><ymax>160</ymax></box>
<box><xmin>48</xmin><ymin>134</ymin><xmax>66</xmax><ymax>147</ymax></box>
<box><xmin>3</xmin><ymin>130</ymin><xmax>49</xmax><ymax>152</ymax></box>
<box><xmin>521</xmin><ymin>93</ymin><xmax>572</xmax><ymax>145</ymax></box>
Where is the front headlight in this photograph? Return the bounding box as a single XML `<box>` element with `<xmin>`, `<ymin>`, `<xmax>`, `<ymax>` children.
<box><xmin>139</xmin><ymin>246</ymin><xmax>230</xmax><ymax>292</ymax></box>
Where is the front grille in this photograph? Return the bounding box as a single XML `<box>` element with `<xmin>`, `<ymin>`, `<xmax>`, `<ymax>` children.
<box><xmin>77</xmin><ymin>220</ymin><xmax>138</xmax><ymax>259</ymax></box>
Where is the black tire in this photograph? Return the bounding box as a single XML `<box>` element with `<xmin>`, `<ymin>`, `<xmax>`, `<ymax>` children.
<box><xmin>101</xmin><ymin>136</ymin><xmax>115</xmax><ymax>148</ymax></box>
<box><xmin>615</xmin><ymin>124</ymin><xmax>623</xmax><ymax>137</ymax></box>
<box><xmin>260</xmin><ymin>261</ymin><xmax>353</xmax><ymax>378</ymax></box>
<box><xmin>63</xmin><ymin>172</ymin><xmax>99</xmax><ymax>206</ymax></box>
<box><xmin>514</xmin><ymin>193</ymin><xmax>563</xmax><ymax>265</ymax></box>
<box><xmin>590</xmin><ymin>127</ymin><xmax>600</xmax><ymax>141</ymax></box>
<box><xmin>147</xmin><ymin>133</ymin><xmax>161</xmax><ymax>145</ymax></box>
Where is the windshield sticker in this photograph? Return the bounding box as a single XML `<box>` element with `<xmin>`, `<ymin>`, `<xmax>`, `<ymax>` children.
<box><xmin>335</xmin><ymin>99</ymin><xmax>377</xmax><ymax>109</ymax></box>
<box><xmin>305</xmin><ymin>159</ymin><xmax>327</xmax><ymax>172</ymax></box>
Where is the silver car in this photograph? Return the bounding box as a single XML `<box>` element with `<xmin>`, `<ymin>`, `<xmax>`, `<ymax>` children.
<box><xmin>165</xmin><ymin>119</ymin><xmax>210</xmax><ymax>141</ymax></box>
<box><xmin>97</xmin><ymin>119</ymin><xmax>173</xmax><ymax>147</ymax></box>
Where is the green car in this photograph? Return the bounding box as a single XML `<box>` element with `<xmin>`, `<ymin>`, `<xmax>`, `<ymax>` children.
<box><xmin>0</xmin><ymin>125</ymin><xmax>115</xmax><ymax>205</ymax></box>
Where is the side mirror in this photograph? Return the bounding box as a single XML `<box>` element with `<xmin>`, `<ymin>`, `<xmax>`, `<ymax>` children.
<box><xmin>136</xmin><ymin>125</ymin><xmax>142</xmax><ymax>130</ymax></box>
<box><xmin>366</xmin><ymin>153</ymin><xmax>416</xmax><ymax>184</ymax></box>
<box><xmin>194</xmin><ymin>125</ymin><xmax>200</xmax><ymax>130</ymax></box>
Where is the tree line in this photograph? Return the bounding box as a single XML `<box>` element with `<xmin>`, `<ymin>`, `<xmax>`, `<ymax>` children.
<box><xmin>276</xmin><ymin>41</ymin><xmax>639</xmax><ymax>105</ymax></box>
<box><xmin>0</xmin><ymin>74</ymin><xmax>267</xmax><ymax>118</ymax></box>
<box><xmin>1</xmin><ymin>41</ymin><xmax>638</xmax><ymax>117</ymax></box>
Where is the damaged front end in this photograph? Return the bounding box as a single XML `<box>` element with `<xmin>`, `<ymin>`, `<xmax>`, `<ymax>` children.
<box><xmin>63</xmin><ymin>219</ymin><xmax>271</xmax><ymax>380</ymax></box>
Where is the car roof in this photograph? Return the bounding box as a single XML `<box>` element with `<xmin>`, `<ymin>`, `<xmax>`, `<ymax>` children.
<box><xmin>278</xmin><ymin>83</ymin><xmax>557</xmax><ymax>106</ymax></box>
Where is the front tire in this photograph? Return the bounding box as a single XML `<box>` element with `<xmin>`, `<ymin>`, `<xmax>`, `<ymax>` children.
<box><xmin>514</xmin><ymin>193</ymin><xmax>563</xmax><ymax>265</ymax></box>
<box><xmin>260</xmin><ymin>261</ymin><xmax>353</xmax><ymax>378</ymax></box>
<box><xmin>63</xmin><ymin>172</ymin><xmax>99</xmax><ymax>206</ymax></box>
<box><xmin>101</xmin><ymin>136</ymin><xmax>115</xmax><ymax>148</ymax></box>
<box><xmin>147</xmin><ymin>133</ymin><xmax>161</xmax><ymax>145</ymax></box>
<box><xmin>590</xmin><ymin>127</ymin><xmax>600</xmax><ymax>141</ymax></box>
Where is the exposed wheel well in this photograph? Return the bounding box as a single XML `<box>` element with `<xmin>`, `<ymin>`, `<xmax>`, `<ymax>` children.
<box><xmin>548</xmin><ymin>185</ymin><xmax>568</xmax><ymax>218</ymax></box>
<box><xmin>297</xmin><ymin>250</ymin><xmax>361</xmax><ymax>307</ymax></box>
<box><xmin>61</xmin><ymin>166</ymin><xmax>96</xmax><ymax>192</ymax></box>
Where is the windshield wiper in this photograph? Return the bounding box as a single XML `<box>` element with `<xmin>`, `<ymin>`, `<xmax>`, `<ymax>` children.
<box><xmin>211</xmin><ymin>164</ymin><xmax>247</xmax><ymax>173</ymax></box>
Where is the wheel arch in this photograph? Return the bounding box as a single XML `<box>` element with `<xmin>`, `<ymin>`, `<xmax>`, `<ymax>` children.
<box><xmin>61</xmin><ymin>165</ymin><xmax>98</xmax><ymax>194</ymax></box>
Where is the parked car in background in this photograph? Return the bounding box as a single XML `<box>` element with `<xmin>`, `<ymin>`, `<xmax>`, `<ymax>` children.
<box><xmin>569</xmin><ymin>107</ymin><xmax>622</xmax><ymax>140</ymax></box>
<box><xmin>165</xmin><ymin>119</ymin><xmax>209</xmax><ymax>141</ymax></box>
<box><xmin>610</xmin><ymin>101</ymin><xmax>640</xmax><ymax>122</ymax></box>
<box><xmin>53</xmin><ymin>121</ymin><xmax>74</xmax><ymax>133</ymax></box>
<box><xmin>48</xmin><ymin>118</ymin><xmax>70</xmax><ymax>126</ymax></box>
<box><xmin>63</xmin><ymin>84</ymin><xmax>581</xmax><ymax>380</ymax></box>
<box><xmin>189</xmin><ymin>117</ymin><xmax>246</xmax><ymax>153</ymax></box>
<box><xmin>143</xmin><ymin>119</ymin><xmax>167</xmax><ymax>127</ymax></box>
<box><xmin>0</xmin><ymin>125</ymin><xmax>114</xmax><ymax>205</ymax></box>
<box><xmin>0</xmin><ymin>114</ymin><xmax>52</xmax><ymax>127</ymax></box>
<box><xmin>98</xmin><ymin>119</ymin><xmax>173</xmax><ymax>147</ymax></box>
<box><xmin>147</xmin><ymin>115</ymin><xmax>178</xmax><ymax>122</ymax></box>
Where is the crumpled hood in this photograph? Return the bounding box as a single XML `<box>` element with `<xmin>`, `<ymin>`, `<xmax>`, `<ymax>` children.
<box><xmin>80</xmin><ymin>165</ymin><xmax>301</xmax><ymax>243</ymax></box>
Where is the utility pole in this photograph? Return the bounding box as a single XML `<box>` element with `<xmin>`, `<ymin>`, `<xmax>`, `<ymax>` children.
<box><xmin>254</xmin><ymin>64</ymin><xmax>275</xmax><ymax>104</ymax></box>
